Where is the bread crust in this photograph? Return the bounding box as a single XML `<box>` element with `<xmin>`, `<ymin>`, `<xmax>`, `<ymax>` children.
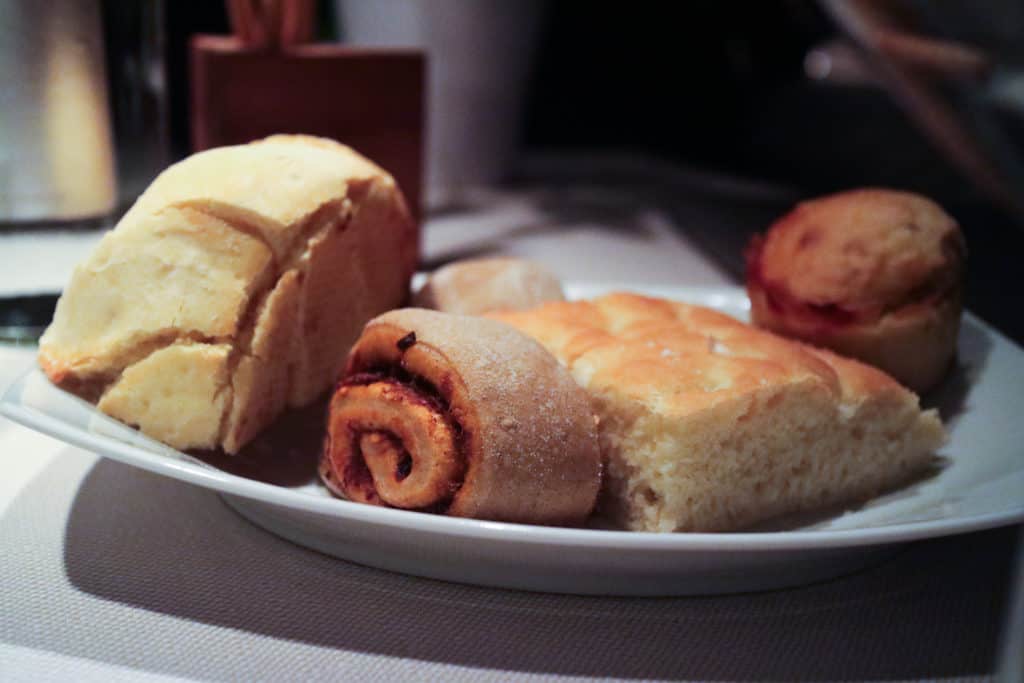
<box><xmin>39</xmin><ymin>135</ymin><xmax>417</xmax><ymax>453</ymax></box>
<box><xmin>746</xmin><ymin>188</ymin><xmax>965</xmax><ymax>393</ymax></box>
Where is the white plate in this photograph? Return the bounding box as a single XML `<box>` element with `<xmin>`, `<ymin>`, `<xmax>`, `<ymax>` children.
<box><xmin>3</xmin><ymin>284</ymin><xmax>1023</xmax><ymax>595</ymax></box>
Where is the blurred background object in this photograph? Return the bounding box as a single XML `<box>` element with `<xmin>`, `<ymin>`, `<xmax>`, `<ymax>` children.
<box><xmin>336</xmin><ymin>0</ymin><xmax>543</xmax><ymax>208</ymax></box>
<box><xmin>159</xmin><ymin>1</ymin><xmax>1024</xmax><ymax>220</ymax></box>
<box><xmin>524</xmin><ymin>1</ymin><xmax>1024</xmax><ymax>208</ymax></box>
<box><xmin>0</xmin><ymin>0</ymin><xmax>117</xmax><ymax>225</ymax></box>
<box><xmin>820</xmin><ymin>0</ymin><xmax>1024</xmax><ymax>221</ymax></box>
<box><xmin>190</xmin><ymin>0</ymin><xmax>425</xmax><ymax>218</ymax></box>
<box><xmin>101</xmin><ymin>0</ymin><xmax>171</xmax><ymax>213</ymax></box>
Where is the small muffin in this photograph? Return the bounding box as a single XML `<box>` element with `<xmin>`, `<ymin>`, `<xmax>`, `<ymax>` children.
<box><xmin>413</xmin><ymin>257</ymin><xmax>564</xmax><ymax>315</ymax></box>
<box><xmin>746</xmin><ymin>188</ymin><xmax>966</xmax><ymax>394</ymax></box>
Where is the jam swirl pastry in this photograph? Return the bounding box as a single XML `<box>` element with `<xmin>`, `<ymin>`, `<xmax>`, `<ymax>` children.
<box><xmin>746</xmin><ymin>188</ymin><xmax>966</xmax><ymax>394</ymax></box>
<box><xmin>320</xmin><ymin>308</ymin><xmax>602</xmax><ymax>525</ymax></box>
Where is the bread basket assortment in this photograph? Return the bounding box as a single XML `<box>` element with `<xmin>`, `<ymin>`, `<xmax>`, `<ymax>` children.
<box><xmin>36</xmin><ymin>135</ymin><xmax>966</xmax><ymax>532</ymax></box>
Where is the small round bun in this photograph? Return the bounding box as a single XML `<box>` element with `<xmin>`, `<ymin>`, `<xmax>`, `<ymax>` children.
<box><xmin>413</xmin><ymin>257</ymin><xmax>564</xmax><ymax>315</ymax></box>
<box><xmin>746</xmin><ymin>188</ymin><xmax>966</xmax><ymax>394</ymax></box>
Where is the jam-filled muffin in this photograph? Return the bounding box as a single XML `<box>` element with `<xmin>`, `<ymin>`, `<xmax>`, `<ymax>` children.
<box><xmin>746</xmin><ymin>188</ymin><xmax>966</xmax><ymax>394</ymax></box>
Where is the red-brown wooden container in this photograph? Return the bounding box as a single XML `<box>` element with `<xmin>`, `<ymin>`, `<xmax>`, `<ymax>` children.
<box><xmin>190</xmin><ymin>35</ymin><xmax>425</xmax><ymax>221</ymax></box>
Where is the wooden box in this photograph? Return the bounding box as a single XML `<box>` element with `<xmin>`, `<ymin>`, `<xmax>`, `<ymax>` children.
<box><xmin>190</xmin><ymin>35</ymin><xmax>425</xmax><ymax>219</ymax></box>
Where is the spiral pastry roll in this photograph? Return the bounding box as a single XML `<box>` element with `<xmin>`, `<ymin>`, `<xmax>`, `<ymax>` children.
<box><xmin>321</xmin><ymin>309</ymin><xmax>602</xmax><ymax>525</ymax></box>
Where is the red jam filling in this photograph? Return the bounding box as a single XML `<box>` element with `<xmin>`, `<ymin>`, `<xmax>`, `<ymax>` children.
<box><xmin>745</xmin><ymin>236</ymin><xmax>873</xmax><ymax>330</ymax></box>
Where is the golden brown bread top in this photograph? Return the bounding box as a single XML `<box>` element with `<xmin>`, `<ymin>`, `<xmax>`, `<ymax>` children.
<box><xmin>491</xmin><ymin>292</ymin><xmax>917</xmax><ymax>417</ymax></box>
<box><xmin>750</xmin><ymin>189</ymin><xmax>965</xmax><ymax>316</ymax></box>
<box><xmin>494</xmin><ymin>292</ymin><xmax>945</xmax><ymax>533</ymax></box>
<box><xmin>121</xmin><ymin>134</ymin><xmax>392</xmax><ymax>260</ymax></box>
<box><xmin>40</xmin><ymin>134</ymin><xmax>414</xmax><ymax>384</ymax></box>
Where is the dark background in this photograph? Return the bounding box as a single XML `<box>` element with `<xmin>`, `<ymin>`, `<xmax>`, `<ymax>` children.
<box><xmin>115</xmin><ymin>1</ymin><xmax>1024</xmax><ymax>342</ymax></box>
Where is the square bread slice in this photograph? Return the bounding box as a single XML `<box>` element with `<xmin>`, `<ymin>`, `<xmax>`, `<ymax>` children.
<box><xmin>491</xmin><ymin>293</ymin><xmax>945</xmax><ymax>532</ymax></box>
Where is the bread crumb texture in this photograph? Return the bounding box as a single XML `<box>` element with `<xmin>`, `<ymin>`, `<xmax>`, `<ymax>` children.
<box><xmin>492</xmin><ymin>292</ymin><xmax>945</xmax><ymax>532</ymax></box>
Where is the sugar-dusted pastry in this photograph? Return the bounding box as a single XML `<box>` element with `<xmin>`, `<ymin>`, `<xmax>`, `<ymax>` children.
<box><xmin>39</xmin><ymin>135</ymin><xmax>417</xmax><ymax>453</ymax></box>
<box><xmin>492</xmin><ymin>293</ymin><xmax>945</xmax><ymax>532</ymax></box>
<box><xmin>413</xmin><ymin>257</ymin><xmax>565</xmax><ymax>315</ymax></box>
<box><xmin>320</xmin><ymin>308</ymin><xmax>602</xmax><ymax>525</ymax></box>
<box><xmin>746</xmin><ymin>188</ymin><xmax>966</xmax><ymax>394</ymax></box>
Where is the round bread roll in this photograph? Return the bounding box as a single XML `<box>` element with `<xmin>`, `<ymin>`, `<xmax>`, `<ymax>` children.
<box><xmin>746</xmin><ymin>188</ymin><xmax>966</xmax><ymax>393</ymax></box>
<box><xmin>39</xmin><ymin>135</ymin><xmax>417</xmax><ymax>453</ymax></box>
<box><xmin>413</xmin><ymin>257</ymin><xmax>565</xmax><ymax>315</ymax></box>
<box><xmin>320</xmin><ymin>308</ymin><xmax>602</xmax><ymax>525</ymax></box>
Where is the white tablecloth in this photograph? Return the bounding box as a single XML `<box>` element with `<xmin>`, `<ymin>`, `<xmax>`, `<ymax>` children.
<box><xmin>1</xmin><ymin>187</ymin><xmax>1020</xmax><ymax>682</ymax></box>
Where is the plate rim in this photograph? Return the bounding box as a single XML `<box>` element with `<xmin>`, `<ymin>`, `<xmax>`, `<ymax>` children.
<box><xmin>4</xmin><ymin>284</ymin><xmax>1023</xmax><ymax>553</ymax></box>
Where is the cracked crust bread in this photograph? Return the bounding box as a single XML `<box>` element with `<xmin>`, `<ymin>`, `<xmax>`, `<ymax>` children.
<box><xmin>491</xmin><ymin>293</ymin><xmax>945</xmax><ymax>532</ymax></box>
<box><xmin>39</xmin><ymin>135</ymin><xmax>417</xmax><ymax>453</ymax></box>
<box><xmin>746</xmin><ymin>188</ymin><xmax>966</xmax><ymax>393</ymax></box>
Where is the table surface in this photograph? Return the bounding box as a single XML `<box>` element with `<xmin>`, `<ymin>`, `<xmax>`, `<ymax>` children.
<box><xmin>1</xmin><ymin>184</ymin><xmax>1021</xmax><ymax>682</ymax></box>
